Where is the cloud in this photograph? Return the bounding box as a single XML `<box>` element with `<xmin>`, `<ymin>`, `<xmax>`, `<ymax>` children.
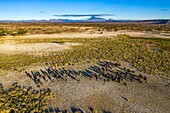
<box><xmin>40</xmin><ymin>11</ymin><xmax>46</xmax><ymax>13</ymax></box>
<box><xmin>161</xmin><ymin>9</ymin><xmax>169</xmax><ymax>12</ymax></box>
<box><xmin>53</xmin><ymin>14</ymin><xmax>115</xmax><ymax>17</ymax></box>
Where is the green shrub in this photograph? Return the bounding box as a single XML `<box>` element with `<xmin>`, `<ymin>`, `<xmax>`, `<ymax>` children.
<box><xmin>0</xmin><ymin>28</ymin><xmax>7</xmax><ymax>36</ymax></box>
<box><xmin>17</xmin><ymin>29</ymin><xmax>28</xmax><ymax>35</ymax></box>
<box><xmin>11</xmin><ymin>32</ymin><xmax>18</xmax><ymax>37</ymax></box>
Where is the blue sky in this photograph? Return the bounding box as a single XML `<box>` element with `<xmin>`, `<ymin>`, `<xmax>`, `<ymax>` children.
<box><xmin>0</xmin><ymin>0</ymin><xmax>170</xmax><ymax>20</ymax></box>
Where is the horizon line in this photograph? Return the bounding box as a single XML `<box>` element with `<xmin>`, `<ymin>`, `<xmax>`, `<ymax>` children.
<box><xmin>0</xmin><ymin>18</ymin><xmax>170</xmax><ymax>21</ymax></box>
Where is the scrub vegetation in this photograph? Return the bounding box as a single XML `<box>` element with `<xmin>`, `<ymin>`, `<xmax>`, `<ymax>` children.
<box><xmin>0</xmin><ymin>36</ymin><xmax>169</xmax><ymax>78</ymax></box>
<box><xmin>0</xmin><ymin>23</ymin><xmax>170</xmax><ymax>112</ymax></box>
<box><xmin>0</xmin><ymin>22</ymin><xmax>170</xmax><ymax>36</ymax></box>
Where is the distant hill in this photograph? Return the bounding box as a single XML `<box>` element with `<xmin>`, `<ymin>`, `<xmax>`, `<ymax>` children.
<box><xmin>87</xmin><ymin>16</ymin><xmax>107</xmax><ymax>22</ymax></box>
<box><xmin>0</xmin><ymin>18</ymin><xmax>169</xmax><ymax>24</ymax></box>
<box><xmin>167</xmin><ymin>20</ymin><xmax>170</xmax><ymax>24</ymax></box>
<box><xmin>49</xmin><ymin>19</ymin><xmax>62</xmax><ymax>23</ymax></box>
<box><xmin>135</xmin><ymin>19</ymin><xmax>170</xmax><ymax>24</ymax></box>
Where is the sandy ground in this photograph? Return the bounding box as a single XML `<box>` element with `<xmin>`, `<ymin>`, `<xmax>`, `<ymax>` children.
<box><xmin>0</xmin><ymin>42</ymin><xmax>80</xmax><ymax>55</ymax></box>
<box><xmin>1</xmin><ymin>31</ymin><xmax>170</xmax><ymax>39</ymax></box>
<box><xmin>0</xmin><ymin>61</ymin><xmax>169</xmax><ymax>113</ymax></box>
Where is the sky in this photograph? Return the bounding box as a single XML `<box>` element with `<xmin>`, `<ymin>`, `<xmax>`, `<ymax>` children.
<box><xmin>0</xmin><ymin>0</ymin><xmax>170</xmax><ymax>20</ymax></box>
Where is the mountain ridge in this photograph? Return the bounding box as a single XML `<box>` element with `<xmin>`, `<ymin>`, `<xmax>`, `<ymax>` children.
<box><xmin>0</xmin><ymin>17</ymin><xmax>169</xmax><ymax>24</ymax></box>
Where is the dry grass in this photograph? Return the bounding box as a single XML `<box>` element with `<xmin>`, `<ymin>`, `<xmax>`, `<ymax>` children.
<box><xmin>0</xmin><ymin>23</ymin><xmax>170</xmax><ymax>112</ymax></box>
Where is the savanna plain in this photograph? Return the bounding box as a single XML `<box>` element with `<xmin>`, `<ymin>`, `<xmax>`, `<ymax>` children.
<box><xmin>0</xmin><ymin>22</ymin><xmax>170</xmax><ymax>113</ymax></box>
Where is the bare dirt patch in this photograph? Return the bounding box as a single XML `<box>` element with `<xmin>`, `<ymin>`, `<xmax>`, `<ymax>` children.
<box><xmin>2</xmin><ymin>31</ymin><xmax>170</xmax><ymax>39</ymax></box>
<box><xmin>0</xmin><ymin>42</ymin><xmax>80</xmax><ymax>55</ymax></box>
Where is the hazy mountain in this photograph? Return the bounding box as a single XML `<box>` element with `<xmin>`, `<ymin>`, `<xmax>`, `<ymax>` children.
<box><xmin>136</xmin><ymin>19</ymin><xmax>170</xmax><ymax>24</ymax></box>
<box><xmin>87</xmin><ymin>16</ymin><xmax>107</xmax><ymax>22</ymax></box>
<box><xmin>57</xmin><ymin>16</ymin><xmax>107</xmax><ymax>22</ymax></box>
<box><xmin>0</xmin><ymin>18</ymin><xmax>169</xmax><ymax>24</ymax></box>
<box><xmin>49</xmin><ymin>19</ymin><xmax>62</xmax><ymax>23</ymax></box>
